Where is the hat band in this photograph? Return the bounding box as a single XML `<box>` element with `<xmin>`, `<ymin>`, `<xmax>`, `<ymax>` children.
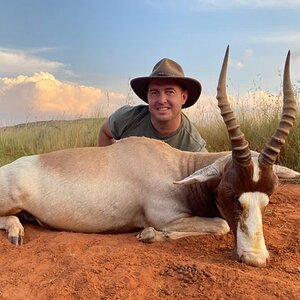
<box><xmin>152</xmin><ymin>72</ymin><xmax>181</xmax><ymax>77</ymax></box>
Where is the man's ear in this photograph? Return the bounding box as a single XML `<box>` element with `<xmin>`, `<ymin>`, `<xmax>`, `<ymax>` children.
<box><xmin>182</xmin><ymin>90</ymin><xmax>188</xmax><ymax>105</ymax></box>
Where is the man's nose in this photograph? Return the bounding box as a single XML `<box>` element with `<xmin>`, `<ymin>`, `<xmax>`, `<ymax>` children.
<box><xmin>157</xmin><ymin>92</ymin><xmax>167</xmax><ymax>103</ymax></box>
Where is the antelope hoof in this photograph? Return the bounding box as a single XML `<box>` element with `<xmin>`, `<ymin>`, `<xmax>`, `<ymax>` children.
<box><xmin>9</xmin><ymin>234</ymin><xmax>24</xmax><ymax>246</ymax></box>
<box><xmin>137</xmin><ymin>227</ymin><xmax>156</xmax><ymax>243</ymax></box>
<box><xmin>6</xmin><ymin>216</ymin><xmax>25</xmax><ymax>245</ymax></box>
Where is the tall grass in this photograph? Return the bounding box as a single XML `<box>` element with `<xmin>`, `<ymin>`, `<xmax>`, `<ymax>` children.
<box><xmin>0</xmin><ymin>118</ymin><xmax>104</xmax><ymax>165</ymax></box>
<box><xmin>0</xmin><ymin>103</ymin><xmax>299</xmax><ymax>172</ymax></box>
<box><xmin>199</xmin><ymin>108</ymin><xmax>300</xmax><ymax>172</ymax></box>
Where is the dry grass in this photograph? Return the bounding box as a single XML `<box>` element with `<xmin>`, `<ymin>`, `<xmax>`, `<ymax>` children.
<box><xmin>0</xmin><ymin>118</ymin><xmax>104</xmax><ymax>165</ymax></box>
<box><xmin>0</xmin><ymin>91</ymin><xmax>299</xmax><ymax>172</ymax></box>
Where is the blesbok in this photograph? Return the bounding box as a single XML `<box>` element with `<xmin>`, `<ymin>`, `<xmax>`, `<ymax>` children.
<box><xmin>0</xmin><ymin>47</ymin><xmax>298</xmax><ymax>267</ymax></box>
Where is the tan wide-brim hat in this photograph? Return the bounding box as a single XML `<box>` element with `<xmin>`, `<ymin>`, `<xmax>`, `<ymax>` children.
<box><xmin>130</xmin><ymin>58</ymin><xmax>202</xmax><ymax>109</ymax></box>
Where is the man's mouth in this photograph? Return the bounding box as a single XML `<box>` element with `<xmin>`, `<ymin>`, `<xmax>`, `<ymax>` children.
<box><xmin>156</xmin><ymin>107</ymin><xmax>169</xmax><ymax>111</ymax></box>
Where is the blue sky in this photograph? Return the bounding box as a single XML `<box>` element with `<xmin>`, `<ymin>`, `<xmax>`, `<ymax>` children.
<box><xmin>0</xmin><ymin>0</ymin><xmax>299</xmax><ymax>124</ymax></box>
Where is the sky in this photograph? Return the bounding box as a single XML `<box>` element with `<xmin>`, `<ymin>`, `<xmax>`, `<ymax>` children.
<box><xmin>0</xmin><ymin>0</ymin><xmax>300</xmax><ymax>125</ymax></box>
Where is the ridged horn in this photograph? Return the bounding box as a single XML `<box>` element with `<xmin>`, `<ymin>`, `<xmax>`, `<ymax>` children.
<box><xmin>258</xmin><ymin>51</ymin><xmax>296</xmax><ymax>166</ymax></box>
<box><xmin>216</xmin><ymin>46</ymin><xmax>251</xmax><ymax>165</ymax></box>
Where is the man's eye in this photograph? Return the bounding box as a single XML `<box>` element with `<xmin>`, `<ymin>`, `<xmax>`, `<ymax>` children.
<box><xmin>166</xmin><ymin>90</ymin><xmax>174</xmax><ymax>95</ymax></box>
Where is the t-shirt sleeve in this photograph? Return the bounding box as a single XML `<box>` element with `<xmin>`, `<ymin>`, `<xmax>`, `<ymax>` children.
<box><xmin>181</xmin><ymin>114</ymin><xmax>208</xmax><ymax>152</ymax></box>
<box><xmin>188</xmin><ymin>133</ymin><xmax>207</xmax><ymax>152</ymax></box>
<box><xmin>198</xmin><ymin>138</ymin><xmax>208</xmax><ymax>152</ymax></box>
<box><xmin>108</xmin><ymin>105</ymin><xmax>136</xmax><ymax>139</ymax></box>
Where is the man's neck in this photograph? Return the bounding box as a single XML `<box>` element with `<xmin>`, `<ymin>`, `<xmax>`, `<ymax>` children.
<box><xmin>151</xmin><ymin>115</ymin><xmax>182</xmax><ymax>137</ymax></box>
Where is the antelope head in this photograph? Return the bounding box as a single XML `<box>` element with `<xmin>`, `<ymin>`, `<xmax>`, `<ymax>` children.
<box><xmin>215</xmin><ymin>46</ymin><xmax>296</xmax><ymax>267</ymax></box>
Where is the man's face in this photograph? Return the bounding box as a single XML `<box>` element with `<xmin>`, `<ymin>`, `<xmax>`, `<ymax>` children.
<box><xmin>147</xmin><ymin>79</ymin><xmax>188</xmax><ymax>123</ymax></box>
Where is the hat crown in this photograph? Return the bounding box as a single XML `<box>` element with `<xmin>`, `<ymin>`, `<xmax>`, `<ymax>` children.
<box><xmin>150</xmin><ymin>58</ymin><xmax>185</xmax><ymax>78</ymax></box>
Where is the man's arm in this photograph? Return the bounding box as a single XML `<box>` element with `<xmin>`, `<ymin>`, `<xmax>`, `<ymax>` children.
<box><xmin>97</xmin><ymin>120</ymin><xmax>116</xmax><ymax>146</ymax></box>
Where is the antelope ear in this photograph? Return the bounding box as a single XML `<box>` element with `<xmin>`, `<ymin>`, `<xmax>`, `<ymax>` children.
<box><xmin>273</xmin><ymin>165</ymin><xmax>300</xmax><ymax>179</ymax></box>
<box><xmin>174</xmin><ymin>165</ymin><xmax>219</xmax><ymax>185</ymax></box>
<box><xmin>174</xmin><ymin>155</ymin><xmax>230</xmax><ymax>185</ymax></box>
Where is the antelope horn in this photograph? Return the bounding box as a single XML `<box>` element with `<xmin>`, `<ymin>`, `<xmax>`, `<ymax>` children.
<box><xmin>259</xmin><ymin>51</ymin><xmax>296</xmax><ymax>167</ymax></box>
<box><xmin>216</xmin><ymin>46</ymin><xmax>251</xmax><ymax>165</ymax></box>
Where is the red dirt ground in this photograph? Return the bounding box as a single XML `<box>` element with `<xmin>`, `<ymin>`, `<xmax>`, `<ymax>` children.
<box><xmin>0</xmin><ymin>182</ymin><xmax>299</xmax><ymax>299</ymax></box>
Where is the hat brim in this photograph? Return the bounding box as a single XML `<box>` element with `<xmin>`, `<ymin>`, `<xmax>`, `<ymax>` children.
<box><xmin>130</xmin><ymin>76</ymin><xmax>202</xmax><ymax>109</ymax></box>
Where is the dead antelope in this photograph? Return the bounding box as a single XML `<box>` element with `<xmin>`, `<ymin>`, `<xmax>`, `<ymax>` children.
<box><xmin>0</xmin><ymin>47</ymin><xmax>298</xmax><ymax>268</ymax></box>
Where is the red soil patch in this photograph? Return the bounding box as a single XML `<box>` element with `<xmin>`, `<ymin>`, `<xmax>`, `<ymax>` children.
<box><xmin>0</xmin><ymin>183</ymin><xmax>299</xmax><ymax>299</ymax></box>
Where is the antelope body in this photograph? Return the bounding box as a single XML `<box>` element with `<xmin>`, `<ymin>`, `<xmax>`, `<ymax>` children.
<box><xmin>0</xmin><ymin>47</ymin><xmax>299</xmax><ymax>268</ymax></box>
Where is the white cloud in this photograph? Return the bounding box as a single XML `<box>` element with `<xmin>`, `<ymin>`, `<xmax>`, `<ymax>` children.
<box><xmin>294</xmin><ymin>50</ymin><xmax>300</xmax><ymax>64</ymax></box>
<box><xmin>0</xmin><ymin>48</ymin><xmax>71</xmax><ymax>76</ymax></box>
<box><xmin>244</xmin><ymin>49</ymin><xmax>253</xmax><ymax>60</ymax></box>
<box><xmin>146</xmin><ymin>0</ymin><xmax>300</xmax><ymax>11</ymax></box>
<box><xmin>23</xmin><ymin>47</ymin><xmax>57</xmax><ymax>55</ymax></box>
<box><xmin>194</xmin><ymin>0</ymin><xmax>300</xmax><ymax>9</ymax></box>
<box><xmin>229</xmin><ymin>49</ymin><xmax>253</xmax><ymax>70</ymax></box>
<box><xmin>0</xmin><ymin>72</ymin><xmax>126</xmax><ymax>125</ymax></box>
<box><xmin>233</xmin><ymin>60</ymin><xmax>245</xmax><ymax>70</ymax></box>
<box><xmin>235</xmin><ymin>0</ymin><xmax>300</xmax><ymax>8</ymax></box>
<box><xmin>252</xmin><ymin>32</ymin><xmax>300</xmax><ymax>44</ymax></box>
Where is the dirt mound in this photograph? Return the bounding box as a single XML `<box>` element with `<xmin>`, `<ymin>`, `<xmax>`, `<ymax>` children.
<box><xmin>0</xmin><ymin>183</ymin><xmax>299</xmax><ymax>299</ymax></box>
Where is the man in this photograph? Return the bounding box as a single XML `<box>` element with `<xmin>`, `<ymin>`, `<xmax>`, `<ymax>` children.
<box><xmin>98</xmin><ymin>58</ymin><xmax>207</xmax><ymax>152</ymax></box>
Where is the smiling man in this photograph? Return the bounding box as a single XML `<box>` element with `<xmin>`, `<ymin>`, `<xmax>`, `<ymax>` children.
<box><xmin>97</xmin><ymin>58</ymin><xmax>207</xmax><ymax>152</ymax></box>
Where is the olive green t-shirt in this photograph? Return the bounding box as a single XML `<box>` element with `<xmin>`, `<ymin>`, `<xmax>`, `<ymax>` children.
<box><xmin>108</xmin><ymin>105</ymin><xmax>207</xmax><ymax>152</ymax></box>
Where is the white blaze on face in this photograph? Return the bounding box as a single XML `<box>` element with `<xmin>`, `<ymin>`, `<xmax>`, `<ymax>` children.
<box><xmin>237</xmin><ymin>192</ymin><xmax>269</xmax><ymax>267</ymax></box>
<box><xmin>252</xmin><ymin>158</ymin><xmax>260</xmax><ymax>182</ymax></box>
